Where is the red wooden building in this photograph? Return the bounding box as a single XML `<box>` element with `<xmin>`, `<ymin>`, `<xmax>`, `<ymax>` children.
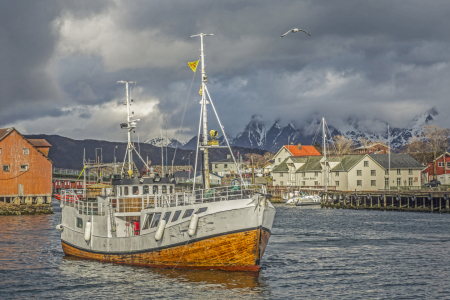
<box><xmin>0</xmin><ymin>128</ymin><xmax>52</xmax><ymax>204</ymax></box>
<box><xmin>355</xmin><ymin>143</ymin><xmax>390</xmax><ymax>154</ymax></box>
<box><xmin>422</xmin><ymin>152</ymin><xmax>450</xmax><ymax>184</ymax></box>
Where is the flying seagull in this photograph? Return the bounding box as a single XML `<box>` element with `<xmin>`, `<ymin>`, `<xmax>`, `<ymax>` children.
<box><xmin>280</xmin><ymin>28</ymin><xmax>311</xmax><ymax>38</ymax></box>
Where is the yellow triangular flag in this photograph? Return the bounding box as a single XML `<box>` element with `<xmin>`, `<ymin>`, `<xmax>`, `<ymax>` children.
<box><xmin>188</xmin><ymin>60</ymin><xmax>199</xmax><ymax>72</ymax></box>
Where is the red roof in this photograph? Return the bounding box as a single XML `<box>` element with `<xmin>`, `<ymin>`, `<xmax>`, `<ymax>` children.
<box><xmin>285</xmin><ymin>145</ymin><xmax>321</xmax><ymax>156</ymax></box>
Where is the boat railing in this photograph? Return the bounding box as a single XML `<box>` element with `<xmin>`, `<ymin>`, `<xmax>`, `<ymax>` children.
<box><xmin>61</xmin><ymin>185</ymin><xmax>266</xmax><ymax>214</ymax></box>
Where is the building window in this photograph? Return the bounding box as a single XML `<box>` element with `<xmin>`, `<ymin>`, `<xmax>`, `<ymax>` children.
<box><xmin>371</xmin><ymin>170</ymin><xmax>376</xmax><ymax>176</ymax></box>
<box><xmin>301</xmin><ymin>181</ymin><xmax>305</xmax><ymax>186</ymax></box>
<box><xmin>408</xmin><ymin>169</ymin><xmax>413</xmax><ymax>175</ymax></box>
<box><xmin>224</xmin><ymin>164</ymin><xmax>228</xmax><ymax>168</ymax></box>
<box><xmin>357</xmin><ymin>170</ymin><xmax>362</xmax><ymax>176</ymax></box>
<box><xmin>438</xmin><ymin>162</ymin><xmax>444</xmax><ymax>167</ymax></box>
<box><xmin>280</xmin><ymin>181</ymin><xmax>284</xmax><ymax>186</ymax></box>
<box><xmin>23</xmin><ymin>148</ymin><xmax>29</xmax><ymax>155</ymax></box>
<box><xmin>0</xmin><ymin>148</ymin><xmax>2</xmax><ymax>154</ymax></box>
<box><xmin>408</xmin><ymin>177</ymin><xmax>413</xmax><ymax>186</ymax></box>
<box><xmin>385</xmin><ymin>178</ymin><xmax>389</xmax><ymax>188</ymax></box>
<box><xmin>385</xmin><ymin>169</ymin><xmax>389</xmax><ymax>175</ymax></box>
<box><xmin>20</xmin><ymin>165</ymin><xmax>28</xmax><ymax>171</ymax></box>
<box><xmin>336</xmin><ymin>181</ymin><xmax>339</xmax><ymax>187</ymax></box>
<box><xmin>278</xmin><ymin>158</ymin><xmax>281</xmax><ymax>163</ymax></box>
<box><xmin>447</xmin><ymin>162</ymin><xmax>450</xmax><ymax>168</ymax></box>
<box><xmin>335</xmin><ymin>171</ymin><xmax>339</xmax><ymax>177</ymax></box>
<box><xmin>357</xmin><ymin>180</ymin><xmax>362</xmax><ymax>186</ymax></box>
<box><xmin>314</xmin><ymin>172</ymin><xmax>318</xmax><ymax>177</ymax></box>
<box><xmin>397</xmin><ymin>178</ymin><xmax>401</xmax><ymax>186</ymax></box>
<box><xmin>302</xmin><ymin>172</ymin><xmax>305</xmax><ymax>177</ymax></box>
<box><xmin>215</xmin><ymin>164</ymin><xmax>218</xmax><ymax>168</ymax></box>
<box><xmin>314</xmin><ymin>181</ymin><xmax>318</xmax><ymax>186</ymax></box>
<box><xmin>371</xmin><ymin>180</ymin><xmax>376</xmax><ymax>186</ymax></box>
<box><xmin>3</xmin><ymin>165</ymin><xmax>10</xmax><ymax>172</ymax></box>
<box><xmin>364</xmin><ymin>161</ymin><xmax>369</xmax><ymax>167</ymax></box>
<box><xmin>397</xmin><ymin>169</ymin><xmax>401</xmax><ymax>175</ymax></box>
<box><xmin>280</xmin><ymin>173</ymin><xmax>284</xmax><ymax>177</ymax></box>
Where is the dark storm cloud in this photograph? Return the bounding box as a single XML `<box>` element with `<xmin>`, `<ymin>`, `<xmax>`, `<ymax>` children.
<box><xmin>1</xmin><ymin>1</ymin><xmax>450</xmax><ymax>140</ymax></box>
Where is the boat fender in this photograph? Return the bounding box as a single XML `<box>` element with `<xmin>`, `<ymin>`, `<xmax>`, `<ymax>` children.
<box><xmin>56</xmin><ymin>224</ymin><xmax>64</xmax><ymax>231</ymax></box>
<box><xmin>412</xmin><ymin>195</ymin><xmax>416</xmax><ymax>202</ymax></box>
<box><xmin>396</xmin><ymin>194</ymin><xmax>400</xmax><ymax>202</ymax></box>
<box><xmin>155</xmin><ymin>219</ymin><xmax>166</xmax><ymax>241</ymax></box>
<box><xmin>84</xmin><ymin>221</ymin><xmax>92</xmax><ymax>241</ymax></box>
<box><xmin>444</xmin><ymin>194</ymin><xmax>449</xmax><ymax>201</ymax></box>
<box><xmin>188</xmin><ymin>213</ymin><xmax>199</xmax><ymax>237</ymax></box>
<box><xmin>428</xmin><ymin>193</ymin><xmax>432</xmax><ymax>201</ymax></box>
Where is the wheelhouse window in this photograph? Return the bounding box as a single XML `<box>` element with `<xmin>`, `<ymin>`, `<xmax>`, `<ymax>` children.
<box><xmin>23</xmin><ymin>148</ymin><xmax>29</xmax><ymax>155</ymax></box>
<box><xmin>153</xmin><ymin>186</ymin><xmax>158</xmax><ymax>194</ymax></box>
<box><xmin>162</xmin><ymin>185</ymin><xmax>167</xmax><ymax>193</ymax></box>
<box><xmin>132</xmin><ymin>186</ymin><xmax>139</xmax><ymax>195</ymax></box>
<box><xmin>76</xmin><ymin>217</ymin><xmax>83</xmax><ymax>228</ymax></box>
<box><xmin>124</xmin><ymin>186</ymin><xmax>129</xmax><ymax>195</ymax></box>
<box><xmin>20</xmin><ymin>165</ymin><xmax>28</xmax><ymax>172</ymax></box>
<box><xmin>164</xmin><ymin>212</ymin><xmax>172</xmax><ymax>222</ymax></box>
<box><xmin>183</xmin><ymin>209</ymin><xmax>194</xmax><ymax>219</ymax></box>
<box><xmin>119</xmin><ymin>187</ymin><xmax>122</xmax><ymax>196</ymax></box>
<box><xmin>143</xmin><ymin>185</ymin><xmax>149</xmax><ymax>194</ymax></box>
<box><xmin>172</xmin><ymin>210</ymin><xmax>181</xmax><ymax>222</ymax></box>
<box><xmin>197</xmin><ymin>207</ymin><xmax>208</xmax><ymax>214</ymax></box>
<box><xmin>151</xmin><ymin>213</ymin><xmax>162</xmax><ymax>228</ymax></box>
<box><xmin>142</xmin><ymin>213</ymin><xmax>154</xmax><ymax>230</ymax></box>
<box><xmin>3</xmin><ymin>165</ymin><xmax>10</xmax><ymax>172</ymax></box>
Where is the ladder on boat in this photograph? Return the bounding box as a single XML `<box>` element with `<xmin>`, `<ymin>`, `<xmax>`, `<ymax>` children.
<box><xmin>109</xmin><ymin>203</ymin><xmax>117</xmax><ymax>237</ymax></box>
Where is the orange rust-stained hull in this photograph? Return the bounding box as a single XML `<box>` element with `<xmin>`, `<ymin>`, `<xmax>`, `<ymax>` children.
<box><xmin>62</xmin><ymin>228</ymin><xmax>271</xmax><ymax>271</ymax></box>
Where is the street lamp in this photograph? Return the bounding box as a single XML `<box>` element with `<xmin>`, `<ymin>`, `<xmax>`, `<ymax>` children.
<box><xmin>188</xmin><ymin>152</ymin><xmax>194</xmax><ymax>179</ymax></box>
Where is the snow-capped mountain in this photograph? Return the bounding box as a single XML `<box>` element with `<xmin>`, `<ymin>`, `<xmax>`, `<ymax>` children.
<box><xmin>161</xmin><ymin>108</ymin><xmax>440</xmax><ymax>152</ymax></box>
<box><xmin>144</xmin><ymin>136</ymin><xmax>185</xmax><ymax>148</ymax></box>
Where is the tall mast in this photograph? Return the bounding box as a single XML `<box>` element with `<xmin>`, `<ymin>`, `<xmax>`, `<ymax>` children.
<box><xmin>118</xmin><ymin>80</ymin><xmax>137</xmax><ymax>177</ymax></box>
<box><xmin>191</xmin><ymin>33</ymin><xmax>213</xmax><ymax>189</ymax></box>
<box><xmin>388</xmin><ymin>124</ymin><xmax>390</xmax><ymax>191</ymax></box>
<box><xmin>323</xmin><ymin>117</ymin><xmax>327</xmax><ymax>192</ymax></box>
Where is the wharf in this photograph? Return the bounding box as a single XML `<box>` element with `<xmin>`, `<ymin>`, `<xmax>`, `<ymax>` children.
<box><xmin>321</xmin><ymin>190</ymin><xmax>450</xmax><ymax>213</ymax></box>
<box><xmin>0</xmin><ymin>202</ymin><xmax>53</xmax><ymax>215</ymax></box>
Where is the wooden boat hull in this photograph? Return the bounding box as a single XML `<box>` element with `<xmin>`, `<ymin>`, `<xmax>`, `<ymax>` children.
<box><xmin>62</xmin><ymin>227</ymin><xmax>271</xmax><ymax>271</ymax></box>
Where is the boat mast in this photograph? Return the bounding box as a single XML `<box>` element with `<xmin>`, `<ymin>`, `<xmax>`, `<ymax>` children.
<box><xmin>323</xmin><ymin>117</ymin><xmax>327</xmax><ymax>192</ymax></box>
<box><xmin>388</xmin><ymin>124</ymin><xmax>390</xmax><ymax>191</ymax></box>
<box><xmin>118</xmin><ymin>80</ymin><xmax>137</xmax><ymax>177</ymax></box>
<box><xmin>191</xmin><ymin>33</ymin><xmax>213</xmax><ymax>189</ymax></box>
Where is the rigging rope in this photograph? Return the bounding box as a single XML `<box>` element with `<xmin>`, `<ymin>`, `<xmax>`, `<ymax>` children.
<box><xmin>171</xmin><ymin>63</ymin><xmax>199</xmax><ymax>172</ymax></box>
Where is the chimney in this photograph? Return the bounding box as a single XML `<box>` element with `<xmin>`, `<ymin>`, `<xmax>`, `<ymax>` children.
<box><xmin>227</xmin><ymin>154</ymin><xmax>231</xmax><ymax>159</ymax></box>
<box><xmin>297</xmin><ymin>143</ymin><xmax>302</xmax><ymax>150</ymax></box>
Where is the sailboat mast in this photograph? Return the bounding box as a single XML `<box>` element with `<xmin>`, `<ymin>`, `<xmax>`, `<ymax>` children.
<box><xmin>388</xmin><ymin>124</ymin><xmax>390</xmax><ymax>191</ymax></box>
<box><xmin>323</xmin><ymin>117</ymin><xmax>327</xmax><ymax>192</ymax></box>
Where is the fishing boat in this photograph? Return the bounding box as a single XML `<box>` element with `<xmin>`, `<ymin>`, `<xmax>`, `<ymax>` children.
<box><xmin>55</xmin><ymin>33</ymin><xmax>276</xmax><ymax>271</ymax></box>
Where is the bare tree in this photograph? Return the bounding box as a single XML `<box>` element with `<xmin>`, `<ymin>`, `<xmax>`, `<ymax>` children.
<box><xmin>405</xmin><ymin>136</ymin><xmax>429</xmax><ymax>164</ymax></box>
<box><xmin>332</xmin><ymin>135</ymin><xmax>354</xmax><ymax>157</ymax></box>
<box><xmin>422</xmin><ymin>125</ymin><xmax>450</xmax><ymax>178</ymax></box>
<box><xmin>358</xmin><ymin>137</ymin><xmax>370</xmax><ymax>153</ymax></box>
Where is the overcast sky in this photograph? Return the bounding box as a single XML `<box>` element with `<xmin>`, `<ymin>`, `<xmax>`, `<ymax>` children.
<box><xmin>1</xmin><ymin>0</ymin><xmax>450</xmax><ymax>142</ymax></box>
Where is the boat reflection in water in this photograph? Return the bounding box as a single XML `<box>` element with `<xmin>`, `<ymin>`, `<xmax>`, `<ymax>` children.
<box><xmin>61</xmin><ymin>255</ymin><xmax>266</xmax><ymax>296</ymax></box>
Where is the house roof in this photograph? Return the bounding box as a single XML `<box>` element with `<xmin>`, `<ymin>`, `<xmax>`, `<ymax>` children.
<box><xmin>0</xmin><ymin>128</ymin><xmax>13</xmax><ymax>141</ymax></box>
<box><xmin>285</xmin><ymin>145</ymin><xmax>321</xmax><ymax>156</ymax></box>
<box><xmin>369</xmin><ymin>153</ymin><xmax>424</xmax><ymax>169</ymax></box>
<box><xmin>296</xmin><ymin>156</ymin><xmax>323</xmax><ymax>172</ymax></box>
<box><xmin>28</xmin><ymin>139</ymin><xmax>52</xmax><ymax>147</ymax></box>
<box><xmin>331</xmin><ymin>155</ymin><xmax>366</xmax><ymax>171</ymax></box>
<box><xmin>355</xmin><ymin>143</ymin><xmax>386</xmax><ymax>150</ymax></box>
<box><xmin>272</xmin><ymin>159</ymin><xmax>289</xmax><ymax>172</ymax></box>
<box><xmin>174</xmin><ymin>171</ymin><xmax>190</xmax><ymax>178</ymax></box>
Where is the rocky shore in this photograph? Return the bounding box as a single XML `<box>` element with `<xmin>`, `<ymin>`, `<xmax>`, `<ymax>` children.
<box><xmin>0</xmin><ymin>202</ymin><xmax>53</xmax><ymax>215</ymax></box>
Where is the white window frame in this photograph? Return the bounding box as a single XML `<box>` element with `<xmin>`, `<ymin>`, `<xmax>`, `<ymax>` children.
<box><xmin>3</xmin><ymin>165</ymin><xmax>10</xmax><ymax>172</ymax></box>
<box><xmin>336</xmin><ymin>181</ymin><xmax>339</xmax><ymax>187</ymax></box>
<box><xmin>20</xmin><ymin>164</ymin><xmax>28</xmax><ymax>172</ymax></box>
<box><xmin>364</xmin><ymin>161</ymin><xmax>369</xmax><ymax>167</ymax></box>
<box><xmin>357</xmin><ymin>180</ymin><xmax>362</xmax><ymax>186</ymax></box>
<box><xmin>371</xmin><ymin>180</ymin><xmax>376</xmax><ymax>186</ymax></box>
<box><xmin>23</xmin><ymin>148</ymin><xmax>29</xmax><ymax>155</ymax></box>
<box><xmin>438</xmin><ymin>162</ymin><xmax>444</xmax><ymax>167</ymax></box>
<box><xmin>397</xmin><ymin>169</ymin><xmax>401</xmax><ymax>175</ymax></box>
<box><xmin>371</xmin><ymin>170</ymin><xmax>376</xmax><ymax>176</ymax></box>
<box><xmin>357</xmin><ymin>170</ymin><xmax>362</xmax><ymax>176</ymax></box>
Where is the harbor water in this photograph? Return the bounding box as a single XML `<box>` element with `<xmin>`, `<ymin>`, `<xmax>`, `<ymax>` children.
<box><xmin>1</xmin><ymin>201</ymin><xmax>450</xmax><ymax>299</ymax></box>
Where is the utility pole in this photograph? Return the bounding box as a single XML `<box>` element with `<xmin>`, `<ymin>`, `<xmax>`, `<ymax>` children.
<box><xmin>251</xmin><ymin>155</ymin><xmax>255</xmax><ymax>184</ymax></box>
<box><xmin>323</xmin><ymin>117</ymin><xmax>327</xmax><ymax>192</ymax></box>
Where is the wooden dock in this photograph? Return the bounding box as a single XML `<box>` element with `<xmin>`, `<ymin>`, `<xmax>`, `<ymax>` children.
<box><xmin>320</xmin><ymin>190</ymin><xmax>450</xmax><ymax>213</ymax></box>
